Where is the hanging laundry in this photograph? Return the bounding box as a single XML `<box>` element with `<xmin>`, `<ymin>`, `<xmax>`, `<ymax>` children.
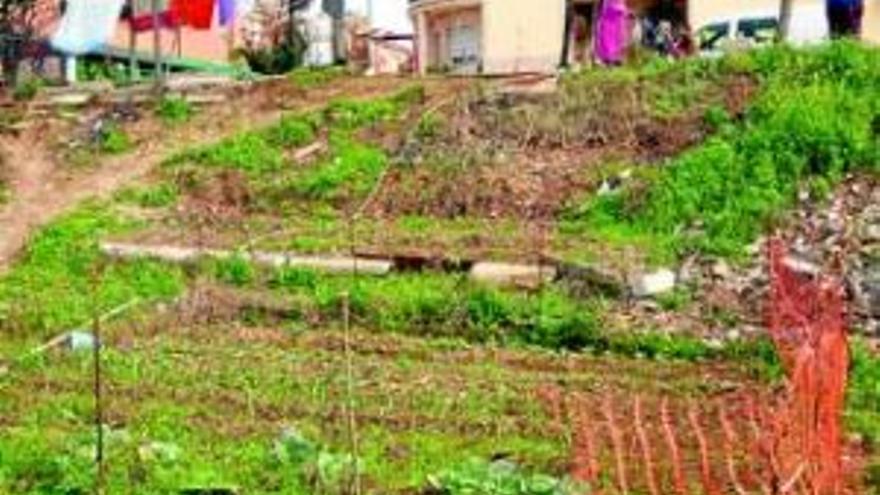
<box><xmin>218</xmin><ymin>0</ymin><xmax>236</xmax><ymax>26</ymax></box>
<box><xmin>595</xmin><ymin>0</ymin><xmax>630</xmax><ymax>65</ymax></box>
<box><xmin>171</xmin><ymin>0</ymin><xmax>214</xmax><ymax>30</ymax></box>
<box><xmin>51</xmin><ymin>0</ymin><xmax>126</xmax><ymax>55</ymax></box>
<box><xmin>237</xmin><ymin>0</ymin><xmax>257</xmax><ymax>18</ymax></box>
<box><xmin>129</xmin><ymin>11</ymin><xmax>181</xmax><ymax>33</ymax></box>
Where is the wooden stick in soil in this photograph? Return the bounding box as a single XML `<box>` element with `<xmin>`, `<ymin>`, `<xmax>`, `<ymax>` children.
<box><xmin>128</xmin><ymin>0</ymin><xmax>137</xmax><ymax>81</ymax></box>
<box><xmin>344</xmin><ymin>214</ymin><xmax>362</xmax><ymax>495</ymax></box>
<box><xmin>92</xmin><ymin>278</ymin><xmax>106</xmax><ymax>493</ymax></box>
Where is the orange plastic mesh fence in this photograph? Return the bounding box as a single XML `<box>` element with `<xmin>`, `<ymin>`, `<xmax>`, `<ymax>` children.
<box><xmin>545</xmin><ymin>238</ymin><xmax>850</xmax><ymax>494</ymax></box>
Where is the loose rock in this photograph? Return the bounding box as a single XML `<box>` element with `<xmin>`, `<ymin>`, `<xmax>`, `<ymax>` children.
<box><xmin>631</xmin><ymin>269</ymin><xmax>676</xmax><ymax>298</ymax></box>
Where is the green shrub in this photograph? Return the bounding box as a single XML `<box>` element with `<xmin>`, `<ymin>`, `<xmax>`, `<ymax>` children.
<box><xmin>322</xmin><ymin>85</ymin><xmax>423</xmax><ymax>131</ymax></box>
<box><xmin>77</xmin><ymin>60</ymin><xmax>131</xmax><ymax>86</ymax></box>
<box><xmin>12</xmin><ymin>78</ymin><xmax>42</xmax><ymax>102</ymax></box>
<box><xmin>157</xmin><ymin>96</ymin><xmax>194</xmax><ymax>124</ymax></box>
<box><xmin>214</xmin><ymin>255</ymin><xmax>255</xmax><ymax>287</ymax></box>
<box><xmin>99</xmin><ymin>125</ymin><xmax>132</xmax><ymax>155</ymax></box>
<box><xmin>261</xmin><ymin>269</ymin><xmax>603</xmax><ymax>351</ymax></box>
<box><xmin>390</xmin><ymin>84</ymin><xmax>427</xmax><ymax>107</ymax></box>
<box><xmin>703</xmin><ymin>104</ymin><xmax>732</xmax><ymax>132</ymax></box>
<box><xmin>264</xmin><ymin>114</ymin><xmax>317</xmax><ymax>148</ymax></box>
<box><xmin>0</xmin><ymin>433</ymin><xmax>92</xmax><ymax>494</ymax></box>
<box><xmin>165</xmin><ymin>86</ymin><xmax>421</xmax><ymax>184</ymax></box>
<box><xmin>270</xmin><ymin>267</ymin><xmax>319</xmax><ymax>290</ymax></box>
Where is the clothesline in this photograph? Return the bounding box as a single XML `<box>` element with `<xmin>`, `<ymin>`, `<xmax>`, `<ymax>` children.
<box><xmin>51</xmin><ymin>0</ymin><xmax>253</xmax><ymax>55</ymax></box>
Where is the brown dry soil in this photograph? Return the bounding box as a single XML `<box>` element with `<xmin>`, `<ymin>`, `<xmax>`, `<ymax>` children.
<box><xmin>364</xmin><ymin>74</ymin><xmax>757</xmax><ymax>222</ymax></box>
<box><xmin>0</xmin><ymin>76</ymin><xmax>433</xmax><ymax>271</ymax></box>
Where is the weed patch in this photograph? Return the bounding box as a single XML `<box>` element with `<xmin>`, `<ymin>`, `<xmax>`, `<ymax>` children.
<box><xmin>170</xmin><ymin>131</ymin><xmax>284</xmax><ymax>176</ymax></box>
<box><xmin>115</xmin><ymin>183</ymin><xmax>179</xmax><ymax>208</ymax></box>
<box><xmin>571</xmin><ymin>41</ymin><xmax>880</xmax><ymax>258</ymax></box>
<box><xmin>288</xmin><ymin>66</ymin><xmax>347</xmax><ymax>89</ymax></box>
<box><xmin>293</xmin><ymin>135</ymin><xmax>387</xmax><ymax>202</ymax></box>
<box><xmin>0</xmin><ymin>204</ymin><xmax>184</xmax><ymax>336</ymax></box>
<box><xmin>231</xmin><ymin>264</ymin><xmax>779</xmax><ymax>367</ymax></box>
<box><xmin>166</xmin><ymin>85</ymin><xmax>423</xmax><ymax>187</ymax></box>
<box><xmin>265</xmin><ymin>113</ymin><xmax>319</xmax><ymax>149</ymax></box>
<box><xmin>98</xmin><ymin>124</ymin><xmax>133</xmax><ymax>155</ymax></box>
<box><xmin>848</xmin><ymin>341</ymin><xmax>880</xmax><ymax>445</ymax></box>
<box><xmin>11</xmin><ymin>78</ymin><xmax>42</xmax><ymax>102</ymax></box>
<box><xmin>156</xmin><ymin>96</ymin><xmax>195</xmax><ymax>125</ymax></box>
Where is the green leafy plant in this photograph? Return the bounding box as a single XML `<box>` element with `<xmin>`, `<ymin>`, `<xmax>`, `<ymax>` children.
<box><xmin>288</xmin><ymin>66</ymin><xmax>346</xmax><ymax>89</ymax></box>
<box><xmin>0</xmin><ymin>432</ymin><xmax>93</xmax><ymax>494</ymax></box>
<box><xmin>157</xmin><ymin>96</ymin><xmax>195</xmax><ymax>124</ymax></box>
<box><xmin>115</xmin><ymin>183</ymin><xmax>179</xmax><ymax>208</ymax></box>
<box><xmin>427</xmin><ymin>459</ymin><xmax>574</xmax><ymax>495</ymax></box>
<box><xmin>99</xmin><ymin>124</ymin><xmax>132</xmax><ymax>155</ymax></box>
<box><xmin>173</xmin><ymin>131</ymin><xmax>283</xmax><ymax>176</ymax></box>
<box><xmin>264</xmin><ymin>114</ymin><xmax>317</xmax><ymax>148</ymax></box>
<box><xmin>293</xmin><ymin>135</ymin><xmax>387</xmax><ymax>201</ymax></box>
<box><xmin>0</xmin><ymin>203</ymin><xmax>184</xmax><ymax>336</ymax></box>
<box><xmin>11</xmin><ymin>77</ymin><xmax>42</xmax><ymax>101</ymax></box>
<box><xmin>848</xmin><ymin>341</ymin><xmax>880</xmax><ymax>445</ymax></box>
<box><xmin>233</xmin><ymin>265</ymin><xmax>778</xmax><ymax>361</ymax></box>
<box><xmin>213</xmin><ymin>254</ymin><xmax>255</xmax><ymax>287</ymax></box>
<box><xmin>77</xmin><ymin>60</ymin><xmax>131</xmax><ymax>86</ymax></box>
<box><xmin>274</xmin><ymin>428</ymin><xmax>360</xmax><ymax>494</ymax></box>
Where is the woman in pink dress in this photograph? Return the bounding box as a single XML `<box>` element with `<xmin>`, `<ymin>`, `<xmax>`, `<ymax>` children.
<box><xmin>594</xmin><ymin>0</ymin><xmax>630</xmax><ymax>65</ymax></box>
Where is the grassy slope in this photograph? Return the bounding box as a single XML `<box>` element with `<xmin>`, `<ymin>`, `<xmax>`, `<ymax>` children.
<box><xmin>0</xmin><ymin>46</ymin><xmax>879</xmax><ymax>492</ymax></box>
<box><xmin>571</xmin><ymin>41</ymin><xmax>880</xmax><ymax>259</ymax></box>
<box><xmin>0</xmin><ymin>327</ymin><xmax>755</xmax><ymax>494</ymax></box>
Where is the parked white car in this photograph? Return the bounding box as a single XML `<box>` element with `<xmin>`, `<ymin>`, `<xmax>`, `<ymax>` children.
<box><xmin>696</xmin><ymin>6</ymin><xmax>829</xmax><ymax>55</ymax></box>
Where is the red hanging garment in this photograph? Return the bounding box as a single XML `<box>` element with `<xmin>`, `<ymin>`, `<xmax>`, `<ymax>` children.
<box><xmin>171</xmin><ymin>0</ymin><xmax>214</xmax><ymax>29</ymax></box>
<box><xmin>129</xmin><ymin>10</ymin><xmax>181</xmax><ymax>32</ymax></box>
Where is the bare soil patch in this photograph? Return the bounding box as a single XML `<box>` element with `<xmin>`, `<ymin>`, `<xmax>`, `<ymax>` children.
<box><xmin>365</xmin><ymin>76</ymin><xmax>757</xmax><ymax>221</ymax></box>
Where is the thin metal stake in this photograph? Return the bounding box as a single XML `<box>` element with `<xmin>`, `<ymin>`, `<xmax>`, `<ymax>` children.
<box><xmin>151</xmin><ymin>0</ymin><xmax>163</xmax><ymax>90</ymax></box>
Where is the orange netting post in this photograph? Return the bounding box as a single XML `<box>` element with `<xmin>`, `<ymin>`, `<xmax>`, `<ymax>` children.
<box><xmin>767</xmin><ymin>238</ymin><xmax>849</xmax><ymax>495</ymax></box>
<box><xmin>554</xmin><ymin>238</ymin><xmax>850</xmax><ymax>495</ymax></box>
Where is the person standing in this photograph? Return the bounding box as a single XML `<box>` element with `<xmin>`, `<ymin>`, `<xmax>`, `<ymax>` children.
<box><xmin>827</xmin><ymin>0</ymin><xmax>864</xmax><ymax>38</ymax></box>
<box><xmin>595</xmin><ymin>0</ymin><xmax>630</xmax><ymax>65</ymax></box>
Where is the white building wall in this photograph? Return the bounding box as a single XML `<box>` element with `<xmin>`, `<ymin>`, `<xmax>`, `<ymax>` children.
<box><xmin>481</xmin><ymin>0</ymin><xmax>566</xmax><ymax>74</ymax></box>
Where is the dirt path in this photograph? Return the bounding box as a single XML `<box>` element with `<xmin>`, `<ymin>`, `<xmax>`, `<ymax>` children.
<box><xmin>0</xmin><ymin>76</ymin><xmax>432</xmax><ymax>271</ymax></box>
<box><xmin>0</xmin><ymin>131</ymin><xmax>207</xmax><ymax>269</ymax></box>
